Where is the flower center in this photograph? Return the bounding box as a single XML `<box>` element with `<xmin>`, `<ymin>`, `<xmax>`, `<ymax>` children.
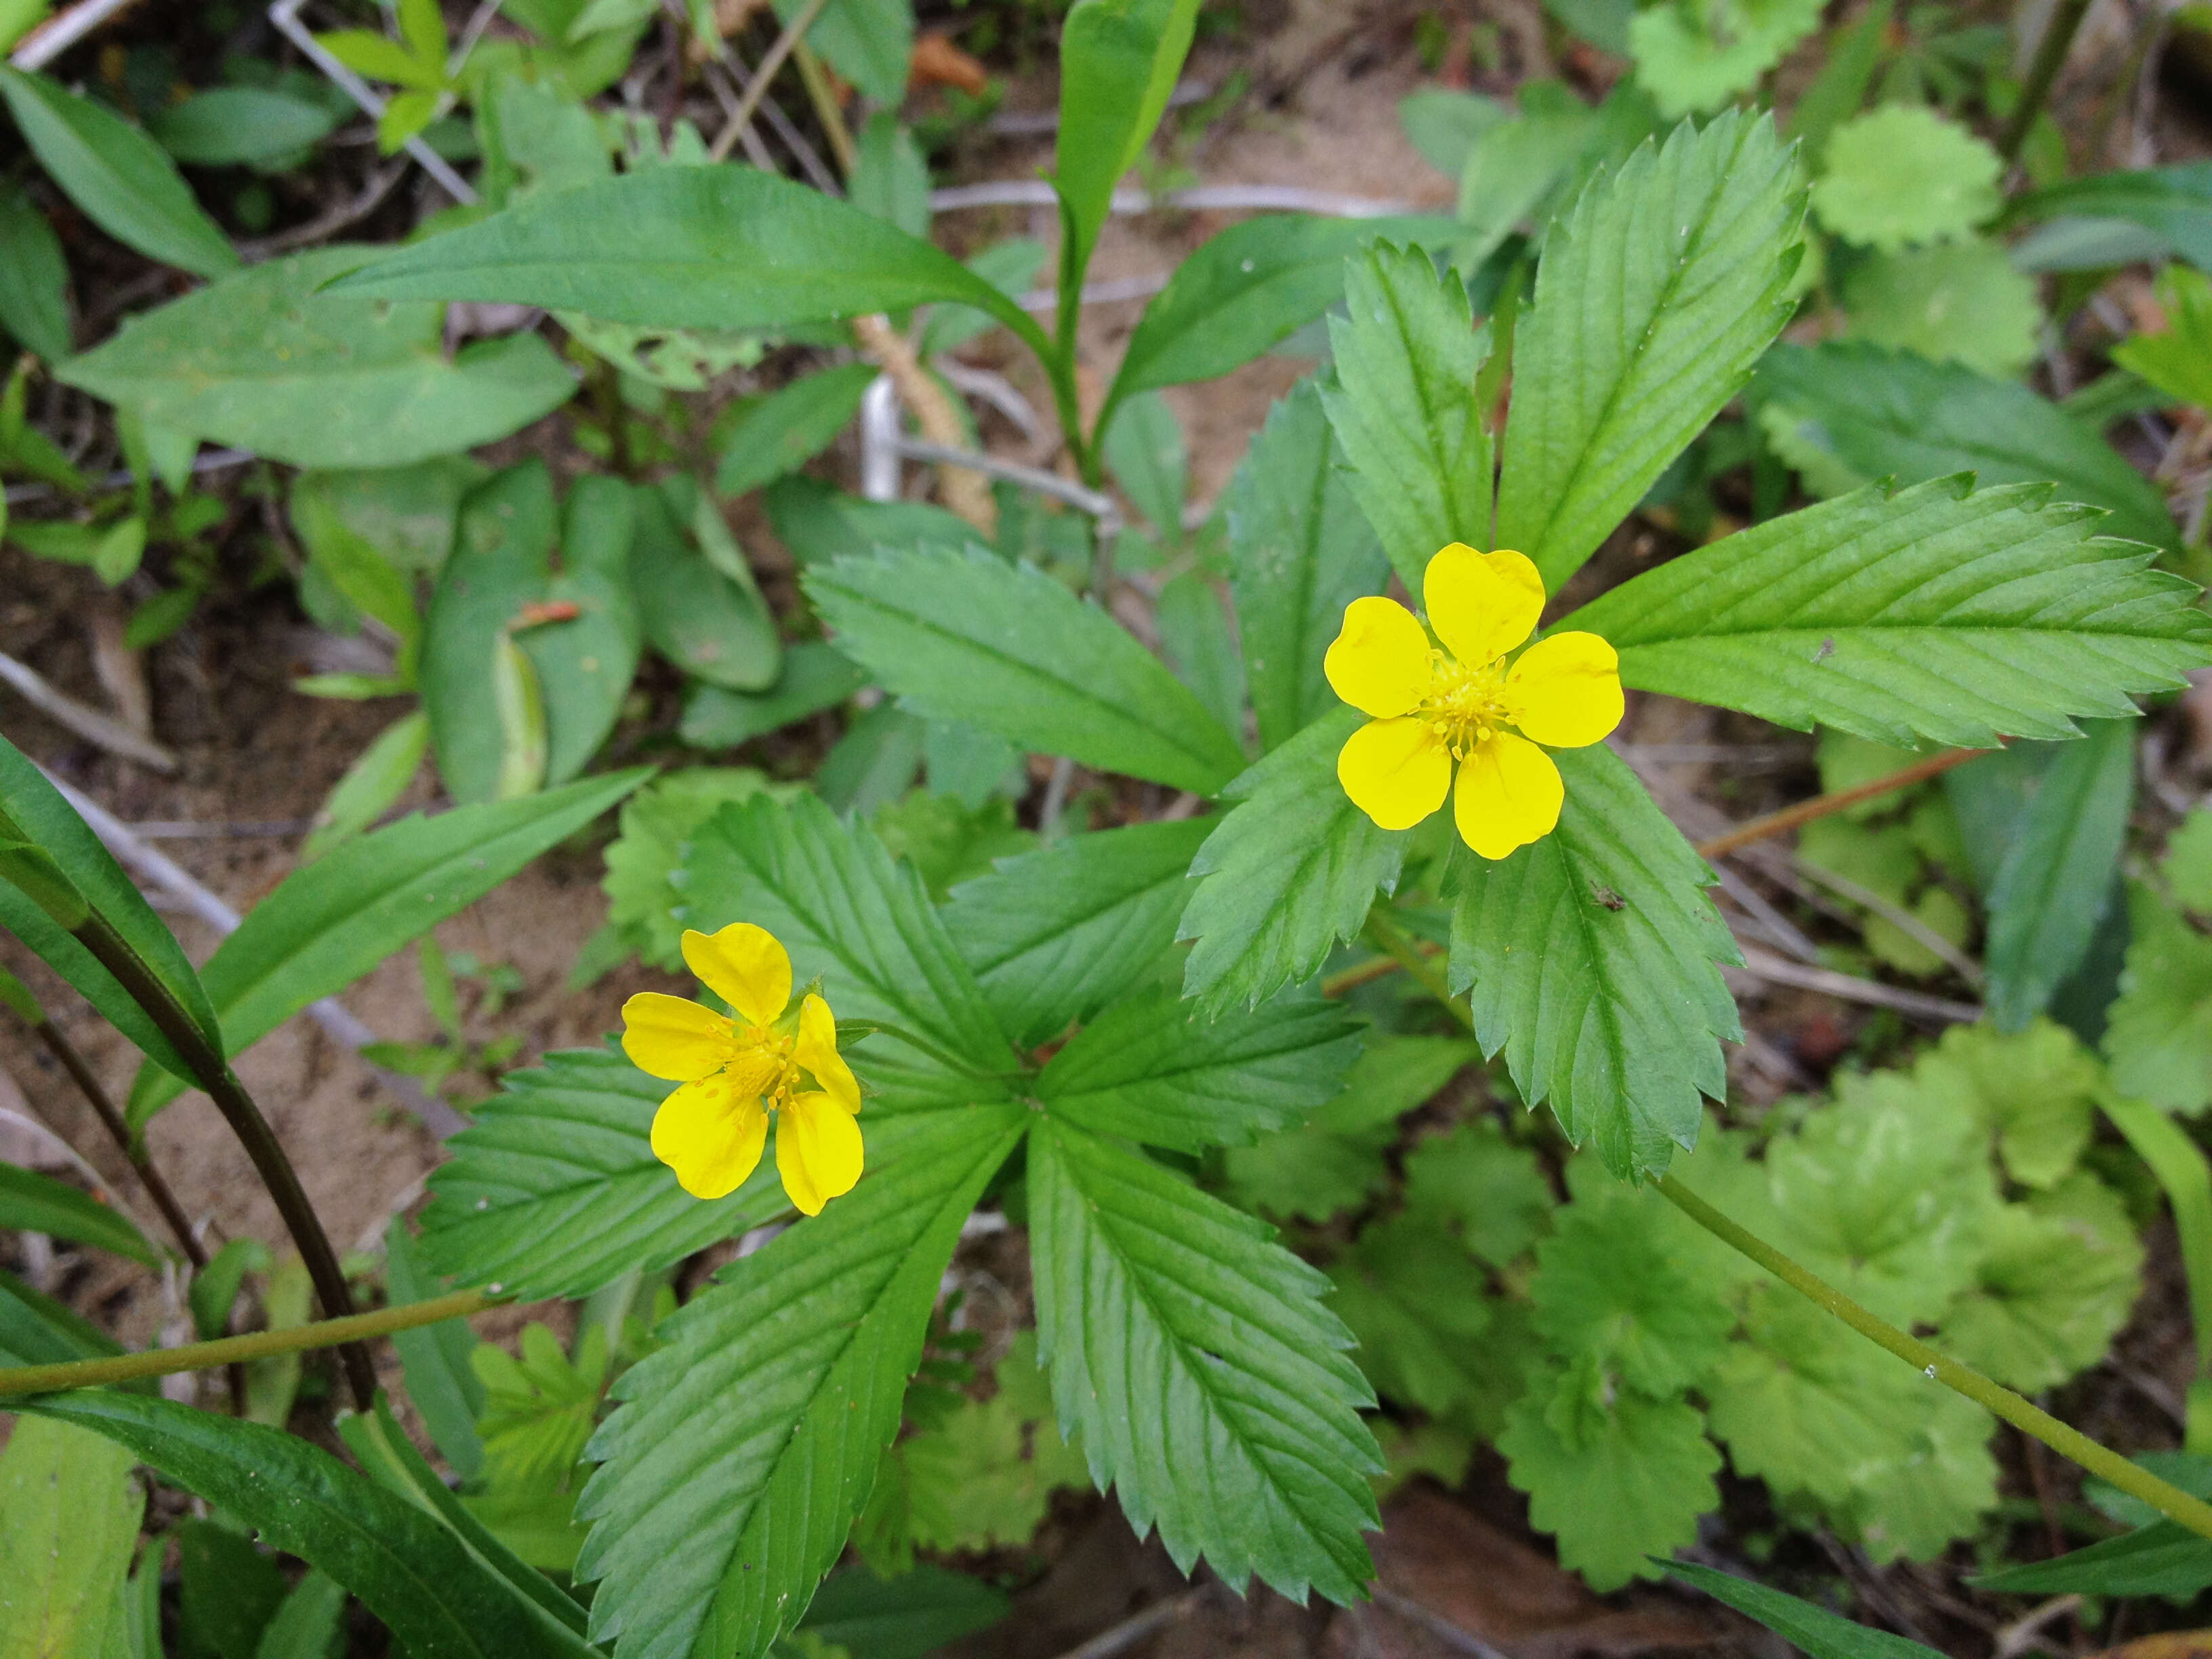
<box><xmin>718</xmin><ymin>1025</ymin><xmax>799</xmax><ymax>1111</ymax></box>
<box><xmin>1418</xmin><ymin>651</ymin><xmax>1509</xmax><ymax>758</ymax></box>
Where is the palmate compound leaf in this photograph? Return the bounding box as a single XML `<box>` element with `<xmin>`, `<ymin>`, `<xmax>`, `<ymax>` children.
<box><xmin>677</xmin><ymin>792</ymin><xmax>1018</xmax><ymax>1082</ymax></box>
<box><xmin>805</xmin><ymin>546</ymin><xmax>1250</xmax><ymax>799</ymax></box>
<box><xmin>1027</xmin><ymin>1116</ymin><xmax>1383</xmax><ymax>1602</ymax></box>
<box><xmin>1179</xmin><ymin>708</ymin><xmax>1412</xmax><ymax>1015</ymax></box>
<box><xmin>1561</xmin><ymin>474</ymin><xmax>2212</xmax><ymax>751</ymax></box>
<box><xmin>1033</xmin><ymin>985</ymin><xmax>1362</xmax><ymax>1152</ymax></box>
<box><xmin>1319</xmin><ymin>243</ymin><xmax>1492</xmax><ymax>594</ymax></box>
<box><xmin>419</xmin><ymin>1046</ymin><xmax>790</xmax><ymax>1300</ymax></box>
<box><xmin>1227</xmin><ymin>376</ymin><xmax>1390</xmax><ymax>753</ymax></box>
<box><xmin>1496</xmin><ymin>1355</ymin><xmax>1722</xmax><ymax>1592</ymax></box>
<box><xmin>1706</xmin><ymin>1286</ymin><xmax>1999</xmax><ymax>1563</ymax></box>
<box><xmin>1495</xmin><ymin>108</ymin><xmax>1805</xmax><ymax>592</ymax></box>
<box><xmin>1447</xmin><ymin>743</ymin><xmax>1740</xmax><ymax>1178</ymax></box>
<box><xmin>942</xmin><ymin>817</ymin><xmax>1212</xmax><ymax>1048</ymax></box>
<box><xmin>579</xmin><ymin>1105</ymin><xmax>1027</xmax><ymax>1659</ymax></box>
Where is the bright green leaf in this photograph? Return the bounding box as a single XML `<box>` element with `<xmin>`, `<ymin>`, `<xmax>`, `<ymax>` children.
<box><xmin>2114</xmin><ymin>264</ymin><xmax>2212</xmax><ymax>410</ymax></box>
<box><xmin>899</xmin><ymin>1334</ymin><xmax>1088</xmax><ymax>1553</ymax></box>
<box><xmin>0</xmin><ymin>186</ymin><xmax>71</xmax><ymax>362</ymax></box>
<box><xmin>1839</xmin><ymin>240</ymin><xmax>2042</xmax><ymax>377</ymax></box>
<box><xmin>2104</xmin><ymin>882</ymin><xmax>2212</xmax><ymax>1115</ymax></box>
<box><xmin>772</xmin><ymin>0</ymin><xmax>910</xmax><ymax>106</ymax></box>
<box><xmin>148</xmin><ymin>88</ymin><xmax>340</xmax><ymax>168</ymax></box>
<box><xmin>0</xmin><ymin>1164</ymin><xmax>157</xmax><ymax>1266</ymax></box>
<box><xmin>304</xmin><ymin>710</ymin><xmax>429</xmax><ymax>861</ymax></box>
<box><xmin>1628</xmin><ymin>0</ymin><xmax>1822</xmax><ymax>118</ymax></box>
<box><xmin>1328</xmin><ymin>1211</ymin><xmax>1494</xmax><ymax>1417</ymax></box>
<box><xmin>1940</xmin><ymin>1172</ymin><xmax>2144</xmax><ymax>1391</ymax></box>
<box><xmin>0</xmin><ymin>1415</ymin><xmax>142</xmax><ymax>1659</ymax></box>
<box><xmin>1400</xmin><ymin>1118</ymin><xmax>1553</xmax><ymax>1267</ymax></box>
<box><xmin>1666</xmin><ymin>1562</ymin><xmax>1943</xmax><ymax>1658</ymax></box>
<box><xmin>715</xmin><ymin>364</ymin><xmax>880</xmax><ymax>498</ymax></box>
<box><xmin>1813</xmin><ymin>105</ymin><xmax>2003</xmax><ymax>251</ymax></box>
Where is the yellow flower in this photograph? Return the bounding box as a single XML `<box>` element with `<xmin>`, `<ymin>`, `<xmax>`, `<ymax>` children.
<box><xmin>619</xmin><ymin>922</ymin><xmax>863</xmax><ymax>1216</ymax></box>
<box><xmin>1324</xmin><ymin>544</ymin><xmax>1624</xmax><ymax>859</ymax></box>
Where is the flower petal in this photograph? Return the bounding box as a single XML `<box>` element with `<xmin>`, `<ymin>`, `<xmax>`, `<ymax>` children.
<box><xmin>794</xmin><ymin>992</ymin><xmax>861</xmax><ymax>1115</ymax></box>
<box><xmin>650</xmin><ymin>1076</ymin><xmax>767</xmax><ymax>1200</ymax></box>
<box><xmin>681</xmin><ymin>922</ymin><xmax>791</xmax><ymax>1027</ymax></box>
<box><xmin>1452</xmin><ymin>731</ymin><xmax>1563</xmax><ymax>860</ymax></box>
<box><xmin>777</xmin><ymin>1092</ymin><xmax>864</xmax><ymax>1216</ymax></box>
<box><xmin>1324</xmin><ymin>596</ymin><xmax>1433</xmax><ymax>719</ymax></box>
<box><xmin>1503</xmin><ymin>632</ymin><xmax>1624</xmax><ymax>749</ymax></box>
<box><xmin>1338</xmin><ymin>716</ymin><xmax>1452</xmax><ymax>832</ymax></box>
<box><xmin>620</xmin><ymin>992</ymin><xmax>731</xmax><ymax>1082</ymax></box>
<box><xmin>1424</xmin><ymin>544</ymin><xmax>1544</xmax><ymax>668</ymax></box>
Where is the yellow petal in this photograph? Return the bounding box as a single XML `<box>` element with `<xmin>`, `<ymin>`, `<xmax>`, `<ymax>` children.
<box><xmin>777</xmin><ymin>1092</ymin><xmax>864</xmax><ymax>1216</ymax></box>
<box><xmin>1338</xmin><ymin>716</ymin><xmax>1452</xmax><ymax>832</ymax></box>
<box><xmin>1323</xmin><ymin>596</ymin><xmax>1433</xmax><ymax>719</ymax></box>
<box><xmin>649</xmin><ymin>1076</ymin><xmax>767</xmax><ymax>1200</ymax></box>
<box><xmin>1452</xmin><ymin>731</ymin><xmax>1563</xmax><ymax>860</ymax></box>
<box><xmin>680</xmin><ymin>922</ymin><xmax>791</xmax><ymax>1027</ymax></box>
<box><xmin>620</xmin><ymin>992</ymin><xmax>732</xmax><ymax>1082</ymax></box>
<box><xmin>1423</xmin><ymin>544</ymin><xmax>1544</xmax><ymax>668</ymax></box>
<box><xmin>1503</xmin><ymin>632</ymin><xmax>1624</xmax><ymax>749</ymax></box>
<box><xmin>795</xmin><ymin>992</ymin><xmax>861</xmax><ymax>1115</ymax></box>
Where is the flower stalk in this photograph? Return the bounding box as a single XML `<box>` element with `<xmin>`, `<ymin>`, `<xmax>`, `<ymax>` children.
<box><xmin>1657</xmin><ymin>1173</ymin><xmax>2212</xmax><ymax>1544</ymax></box>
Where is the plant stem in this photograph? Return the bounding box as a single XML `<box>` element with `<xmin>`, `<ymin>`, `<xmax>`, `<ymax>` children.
<box><xmin>2000</xmin><ymin>0</ymin><xmax>2095</xmax><ymax>162</ymax></box>
<box><xmin>1656</xmin><ymin>1173</ymin><xmax>2212</xmax><ymax>1543</ymax></box>
<box><xmin>705</xmin><ymin>0</ymin><xmax>833</xmax><ymax>164</ymax></box>
<box><xmin>69</xmin><ymin>910</ymin><xmax>377</xmax><ymax>1411</ymax></box>
<box><xmin>789</xmin><ymin>38</ymin><xmax>854</xmax><ymax>175</ymax></box>
<box><xmin>0</xmin><ymin>1289</ymin><xmax>498</xmax><ymax>1398</ymax></box>
<box><xmin>1362</xmin><ymin>910</ymin><xmax>1473</xmax><ymax>1033</ymax></box>
<box><xmin>1692</xmin><ymin>747</ymin><xmax>1981</xmax><ymax>859</ymax></box>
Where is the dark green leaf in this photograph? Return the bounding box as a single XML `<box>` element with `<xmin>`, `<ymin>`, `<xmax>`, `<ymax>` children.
<box><xmin>715</xmin><ymin>363</ymin><xmax>879</xmax><ymax>498</ymax></box>
<box><xmin>1053</xmin><ymin>0</ymin><xmax>1202</xmax><ymax>298</ymax></box>
<box><xmin>1448</xmin><ymin>743</ymin><xmax>1739</xmax><ymax>1177</ymax></box>
<box><xmin>680</xmin><ymin>792</ymin><xmax>1018</xmax><ymax>1077</ymax></box>
<box><xmin>1563</xmin><ymin>476</ymin><xmax>2211</xmax><ymax>750</ymax></box>
<box><xmin>1667</xmin><ymin>1561</ymin><xmax>1943</xmax><ymax>1657</ymax></box>
<box><xmin>1757</xmin><ymin>342</ymin><xmax>2180</xmax><ymax>554</ymax></box>
<box><xmin>1101</xmin><ymin>390</ymin><xmax>1187</xmax><ymax>537</ymax></box>
<box><xmin>1105</xmin><ymin>213</ymin><xmax>1460</xmax><ymax>411</ymax></box>
<box><xmin>0</xmin><ymin>730</ymin><xmax>220</xmax><ymax>1084</ymax></box>
<box><xmin>386</xmin><ymin>1218</ymin><xmax>487</xmax><ymax>1480</ymax></box>
<box><xmin>0</xmin><ymin>186</ymin><xmax>70</xmax><ymax>361</ymax></box>
<box><xmin>1154</xmin><ymin>571</ymin><xmax>1246</xmax><ymax>743</ymax></box>
<box><xmin>1228</xmin><ymin>377</ymin><xmax>1389</xmax><ymax>752</ymax></box>
<box><xmin>180</xmin><ymin>1517</ymin><xmax>289</xmax><ymax>1659</ymax></box>
<box><xmin>148</xmin><ymin>87</ymin><xmax>340</xmax><ymax>167</ymax></box>
<box><xmin>1971</xmin><ymin>1521</ymin><xmax>2212</xmax><ymax>1598</ymax></box>
<box><xmin>762</xmin><ymin>475</ymin><xmax>977</xmax><ymax>567</ymax></box>
<box><xmin>1497</xmin><ymin>109</ymin><xmax>1803</xmax><ymax>590</ymax></box>
<box><xmin>796</xmin><ymin>1567</ymin><xmax>1007</xmax><ymax>1659</ymax></box>
<box><xmin>632</xmin><ymin>478</ymin><xmax>781</xmax><ymax>693</ymax></box>
<box><xmin>1178</xmin><ymin>708</ymin><xmax>1410</xmax><ymax>1014</ymax></box>
<box><xmin>773</xmin><ymin>0</ymin><xmax>910</xmax><ymax>106</ymax></box>
<box><xmin>0</xmin><ymin>1267</ymin><xmax>125</xmax><ymax>1369</ymax></box>
<box><xmin>818</xmin><ymin>703</ymin><xmax>925</xmax><ymax>817</ymax></box>
<box><xmin>848</xmin><ymin>112</ymin><xmax>930</xmax><ymax>237</ymax></box>
<box><xmin>679</xmin><ymin>642</ymin><xmax>867</xmax><ymax>748</ymax></box>
<box><xmin>2004</xmin><ymin>161</ymin><xmax>2212</xmax><ymax>271</ymax></box>
<box><xmin>0</xmin><ymin>67</ymin><xmax>236</xmax><ymax>277</ymax></box>
<box><xmin>0</xmin><ymin>1163</ymin><xmax>157</xmax><ymax>1265</ymax></box>
<box><xmin>942</xmin><ymin>817</ymin><xmax>1212</xmax><ymax>1046</ymax></box>
<box><xmin>1320</xmin><ymin>243</ymin><xmax>1492</xmax><ymax>592</ymax></box>
<box><xmin>329</xmin><ymin>167</ymin><xmax>1050</xmax><ymax>358</ymax></box>
<box><xmin>20</xmin><ymin>1390</ymin><xmax>601</xmax><ymax>1659</ymax></box>
<box><xmin>188</xmin><ymin>1235</ymin><xmax>269</xmax><ymax>1341</ymax></box>
<box><xmin>58</xmin><ymin>247</ymin><xmax>576</xmax><ymax>469</ymax></box>
<box><xmin>421</xmin><ymin>1046</ymin><xmax>788</xmax><ymax>1299</ymax></box>
<box><xmin>126</xmin><ymin>768</ymin><xmax>647</xmax><ymax>1126</ymax></box>
<box><xmin>577</xmin><ymin>1105</ymin><xmax>1025</xmax><ymax>1659</ymax></box>
<box><xmin>1027</xmin><ymin>1115</ymin><xmax>1380</xmax><ymax>1603</ymax></box>
<box><xmin>806</xmin><ymin>544</ymin><xmax>1249</xmax><ymax>796</ymax></box>
<box><xmin>1036</xmin><ymin>987</ymin><xmax>1361</xmax><ymax>1151</ymax></box>
<box><xmin>253</xmin><ymin>1572</ymin><xmax>348</xmax><ymax>1659</ymax></box>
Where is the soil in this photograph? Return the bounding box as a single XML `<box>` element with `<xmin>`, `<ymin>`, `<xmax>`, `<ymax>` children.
<box><xmin>3</xmin><ymin>1</ymin><xmax>2209</xmax><ymax>1655</ymax></box>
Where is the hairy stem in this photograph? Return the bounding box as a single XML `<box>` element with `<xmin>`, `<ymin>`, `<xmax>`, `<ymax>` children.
<box><xmin>0</xmin><ymin>1289</ymin><xmax>499</xmax><ymax>1398</ymax></box>
<box><xmin>70</xmin><ymin>910</ymin><xmax>377</xmax><ymax>1410</ymax></box>
<box><xmin>1362</xmin><ymin>910</ymin><xmax>1473</xmax><ymax>1032</ymax></box>
<box><xmin>2000</xmin><ymin>0</ymin><xmax>2094</xmax><ymax>162</ymax></box>
<box><xmin>1657</xmin><ymin>1174</ymin><xmax>2212</xmax><ymax>1543</ymax></box>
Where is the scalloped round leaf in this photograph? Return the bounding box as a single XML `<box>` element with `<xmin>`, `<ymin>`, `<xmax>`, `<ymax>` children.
<box><xmin>1840</xmin><ymin>239</ymin><xmax>2043</xmax><ymax>377</ymax></box>
<box><xmin>1627</xmin><ymin>0</ymin><xmax>1823</xmax><ymax>118</ymax></box>
<box><xmin>1813</xmin><ymin>106</ymin><xmax>2003</xmax><ymax>251</ymax></box>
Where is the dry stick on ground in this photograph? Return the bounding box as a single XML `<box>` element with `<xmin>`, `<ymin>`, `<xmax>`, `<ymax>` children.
<box><xmin>705</xmin><ymin>0</ymin><xmax>832</xmax><ymax>163</ymax></box>
<box><xmin>851</xmin><ymin>316</ymin><xmax>1002</xmax><ymax>535</ymax></box>
<box><xmin>0</xmin><ymin>649</ymin><xmax>178</xmax><ymax>773</ymax></box>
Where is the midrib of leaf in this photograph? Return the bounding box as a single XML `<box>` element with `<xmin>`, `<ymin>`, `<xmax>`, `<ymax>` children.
<box><xmin>1062</xmin><ymin>1139</ymin><xmax>1332</xmax><ymax>1530</ymax></box>
<box><xmin>835</xmin><ymin>582</ymin><xmax>1240</xmax><ymax>789</ymax></box>
<box><xmin>1521</xmin><ymin>123</ymin><xmax>1764</xmax><ymax>562</ymax></box>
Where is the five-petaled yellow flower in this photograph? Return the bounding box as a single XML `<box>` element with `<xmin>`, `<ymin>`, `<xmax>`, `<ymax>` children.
<box><xmin>620</xmin><ymin>923</ymin><xmax>863</xmax><ymax>1216</ymax></box>
<box><xmin>1325</xmin><ymin>544</ymin><xmax>1624</xmax><ymax>859</ymax></box>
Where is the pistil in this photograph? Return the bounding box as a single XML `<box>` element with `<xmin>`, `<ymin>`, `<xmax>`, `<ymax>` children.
<box><xmin>1419</xmin><ymin>651</ymin><xmax>1509</xmax><ymax>760</ymax></box>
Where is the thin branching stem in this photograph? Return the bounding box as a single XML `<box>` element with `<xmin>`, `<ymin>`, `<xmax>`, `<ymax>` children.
<box><xmin>2000</xmin><ymin>0</ymin><xmax>2095</xmax><ymax>162</ymax></box>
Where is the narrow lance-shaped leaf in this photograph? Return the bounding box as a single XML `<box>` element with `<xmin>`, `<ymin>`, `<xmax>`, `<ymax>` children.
<box><xmin>0</xmin><ymin>67</ymin><xmax>237</xmax><ymax>279</ymax></box>
<box><xmin>0</xmin><ymin>732</ymin><xmax>221</xmax><ymax>1085</ymax></box>
<box><xmin>1027</xmin><ymin>1115</ymin><xmax>1382</xmax><ymax>1603</ymax></box>
<box><xmin>806</xmin><ymin>545</ymin><xmax>1250</xmax><ymax>798</ymax></box>
<box><xmin>329</xmin><ymin>167</ymin><xmax>1053</xmax><ymax>361</ymax></box>
<box><xmin>1667</xmin><ymin>1563</ymin><xmax>1943</xmax><ymax>1659</ymax></box>
<box><xmin>0</xmin><ymin>185</ymin><xmax>71</xmax><ymax>363</ymax></box>
<box><xmin>1561</xmin><ymin>476</ymin><xmax>2212</xmax><ymax>750</ymax></box>
<box><xmin>1448</xmin><ymin>743</ymin><xmax>1740</xmax><ymax>1177</ymax></box>
<box><xmin>1321</xmin><ymin>243</ymin><xmax>1492</xmax><ymax>592</ymax></box>
<box><xmin>18</xmin><ymin>1390</ymin><xmax>602</xmax><ymax>1659</ymax></box>
<box><xmin>1497</xmin><ymin>108</ymin><xmax>1804</xmax><ymax>590</ymax></box>
<box><xmin>1229</xmin><ymin>377</ymin><xmax>1390</xmax><ymax>752</ymax></box>
<box><xmin>0</xmin><ymin>1164</ymin><xmax>158</xmax><ymax>1265</ymax></box>
<box><xmin>1178</xmin><ymin>708</ymin><xmax>1410</xmax><ymax>1015</ymax></box>
<box><xmin>420</xmin><ymin>1046</ymin><xmax>789</xmax><ymax>1300</ymax></box>
<box><xmin>576</xmin><ymin>1105</ymin><xmax>1027</xmax><ymax>1659</ymax></box>
<box><xmin>943</xmin><ymin>816</ymin><xmax>1212</xmax><ymax>1046</ymax></box>
<box><xmin>126</xmin><ymin>767</ymin><xmax>650</xmax><ymax>1126</ymax></box>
